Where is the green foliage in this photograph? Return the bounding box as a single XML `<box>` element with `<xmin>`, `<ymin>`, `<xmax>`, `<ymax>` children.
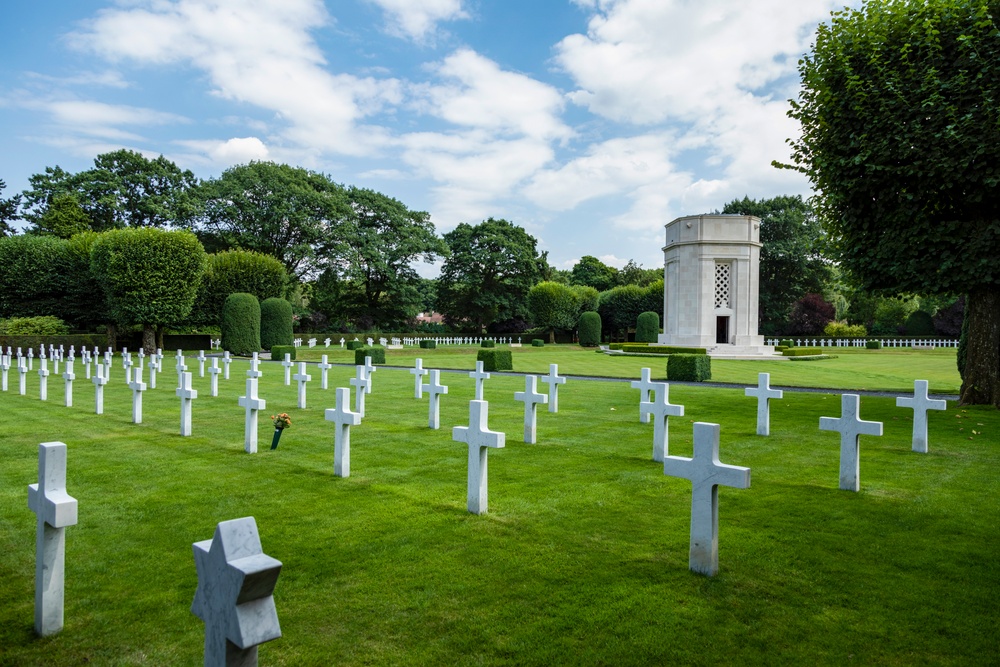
<box><xmin>571</xmin><ymin>284</ymin><xmax>600</xmax><ymax>315</ymax></box>
<box><xmin>824</xmin><ymin>321</ymin><xmax>867</xmax><ymax>338</ymax></box>
<box><xmin>356</xmin><ymin>346</ymin><xmax>386</xmax><ymax>365</ymax></box>
<box><xmin>621</xmin><ymin>345</ymin><xmax>704</xmax><ymax>355</ymax></box>
<box><xmin>867</xmin><ymin>340</ymin><xmax>883</xmax><ymax>350</ymax></box>
<box><xmin>0</xmin><ymin>179</ymin><xmax>20</xmax><ymax>236</ymax></box>
<box><xmin>270</xmin><ymin>345</ymin><xmax>295</xmax><ymax>361</ymax></box>
<box><xmin>190</xmin><ymin>250</ymin><xmax>287</xmax><ymax>325</ymax></box>
<box><xmin>528</xmin><ymin>281</ymin><xmax>579</xmax><ymax>343</ymax></box>
<box><xmin>0</xmin><ymin>315</ymin><xmax>70</xmax><ymax>335</ymax></box>
<box><xmin>220</xmin><ymin>293</ymin><xmax>261</xmax><ymax>356</ymax></box>
<box><xmin>437</xmin><ymin>218</ymin><xmax>545</xmax><ymax>331</ymax></box>
<box><xmin>783</xmin><ymin>347</ymin><xmax>823</xmax><ymax>357</ymax></box>
<box><xmin>192</xmin><ymin>162</ymin><xmax>350</xmax><ymax>279</ymax></box>
<box><xmin>571</xmin><ymin>255</ymin><xmax>618</xmax><ymax>292</ymax></box>
<box><xmin>481</xmin><ymin>339</ymin><xmax>495</xmax><ymax>348</ymax></box>
<box><xmin>347</xmin><ymin>340</ymin><xmax>365</xmax><ymax>350</ymax></box>
<box><xmin>598</xmin><ymin>284</ymin><xmax>646</xmax><ymax>339</ymax></box>
<box><xmin>779</xmin><ymin>339</ymin><xmax>794</xmax><ymax>347</ymax></box>
<box><xmin>578</xmin><ymin>311</ymin><xmax>602</xmax><ymax>347</ymax></box>
<box><xmin>531</xmin><ymin>339</ymin><xmax>545</xmax><ymax>347</ymax></box>
<box><xmin>872</xmin><ymin>297</ymin><xmax>919</xmax><ymax>335</ymax></box>
<box><xmin>905</xmin><ymin>311</ymin><xmax>936</xmax><ymax>336</ymax></box>
<box><xmin>635</xmin><ymin>311</ymin><xmax>660</xmax><ymax>343</ymax></box>
<box><xmin>419</xmin><ymin>339</ymin><xmax>437</xmax><ymax>349</ymax></box>
<box><xmin>477</xmin><ymin>349</ymin><xmax>513</xmax><ymax>371</ymax></box>
<box><xmin>0</xmin><ymin>234</ymin><xmax>73</xmax><ymax>320</ymax></box>
<box><xmin>260</xmin><ymin>297</ymin><xmax>294</xmax><ymax>350</ymax></box>
<box><xmin>616</xmin><ymin>259</ymin><xmax>661</xmax><ymax>287</ymax></box>
<box><xmin>0</xmin><ymin>333</ymin><xmax>107</xmax><ymax>350</ymax></box>
<box><xmin>33</xmin><ymin>192</ymin><xmax>92</xmax><ymax>238</ymax></box>
<box><xmin>666</xmin><ymin>355</ymin><xmax>712</xmax><ymax>382</ymax></box>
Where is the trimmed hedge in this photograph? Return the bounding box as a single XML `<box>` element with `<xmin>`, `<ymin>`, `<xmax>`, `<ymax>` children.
<box><xmin>531</xmin><ymin>339</ymin><xmax>545</xmax><ymax>347</ymax></box>
<box><xmin>419</xmin><ymin>339</ymin><xmax>437</xmax><ymax>349</ymax></box>
<box><xmin>355</xmin><ymin>346</ymin><xmax>386</xmax><ymax>365</ymax></box>
<box><xmin>260</xmin><ymin>297</ymin><xmax>293</xmax><ymax>351</ymax></box>
<box><xmin>0</xmin><ymin>316</ymin><xmax>70</xmax><ymax>336</ymax></box>
<box><xmin>621</xmin><ymin>345</ymin><xmax>706</xmax><ymax>355</ymax></box>
<box><xmin>783</xmin><ymin>347</ymin><xmax>823</xmax><ymax>357</ymax></box>
<box><xmin>578</xmin><ymin>311</ymin><xmax>601</xmax><ymax>347</ymax></box>
<box><xmin>271</xmin><ymin>345</ymin><xmax>295</xmax><ymax>361</ymax></box>
<box><xmin>779</xmin><ymin>339</ymin><xmax>794</xmax><ymax>347</ymax></box>
<box><xmin>0</xmin><ymin>334</ymin><xmax>109</xmax><ymax>351</ymax></box>
<box><xmin>346</xmin><ymin>340</ymin><xmax>364</xmax><ymax>350</ymax></box>
<box><xmin>775</xmin><ymin>345</ymin><xmax>789</xmax><ymax>352</ymax></box>
<box><xmin>666</xmin><ymin>354</ymin><xmax>712</xmax><ymax>382</ymax></box>
<box><xmin>635</xmin><ymin>311</ymin><xmax>660</xmax><ymax>343</ymax></box>
<box><xmin>477</xmin><ymin>349</ymin><xmax>513</xmax><ymax>371</ymax></box>
<box><xmin>481</xmin><ymin>339</ymin><xmax>495</xmax><ymax>348</ymax></box>
<box><xmin>866</xmin><ymin>340</ymin><xmax>883</xmax><ymax>350</ymax></box>
<box><xmin>221</xmin><ymin>293</ymin><xmax>260</xmax><ymax>356</ymax></box>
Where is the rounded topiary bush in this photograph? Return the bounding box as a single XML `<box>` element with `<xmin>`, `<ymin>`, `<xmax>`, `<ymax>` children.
<box><xmin>260</xmin><ymin>297</ymin><xmax>293</xmax><ymax>351</ymax></box>
<box><xmin>578</xmin><ymin>311</ymin><xmax>601</xmax><ymax>347</ymax></box>
<box><xmin>635</xmin><ymin>311</ymin><xmax>660</xmax><ymax>343</ymax></box>
<box><xmin>481</xmin><ymin>339</ymin><xmax>495</xmax><ymax>348</ymax></box>
<box><xmin>531</xmin><ymin>339</ymin><xmax>545</xmax><ymax>347</ymax></box>
<box><xmin>221</xmin><ymin>293</ymin><xmax>260</xmax><ymax>356</ymax></box>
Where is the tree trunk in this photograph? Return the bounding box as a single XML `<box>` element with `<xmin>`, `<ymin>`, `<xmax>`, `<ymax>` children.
<box><xmin>156</xmin><ymin>325</ymin><xmax>165</xmax><ymax>352</ymax></box>
<box><xmin>959</xmin><ymin>286</ymin><xmax>1000</xmax><ymax>408</ymax></box>
<box><xmin>106</xmin><ymin>323</ymin><xmax>117</xmax><ymax>351</ymax></box>
<box><xmin>142</xmin><ymin>324</ymin><xmax>157</xmax><ymax>355</ymax></box>
<box><xmin>548</xmin><ymin>328</ymin><xmax>555</xmax><ymax>344</ymax></box>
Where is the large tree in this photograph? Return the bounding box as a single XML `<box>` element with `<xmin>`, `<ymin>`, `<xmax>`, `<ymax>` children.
<box><xmin>0</xmin><ymin>179</ymin><xmax>20</xmax><ymax>236</ymax></box>
<box><xmin>571</xmin><ymin>255</ymin><xmax>618</xmax><ymax>292</ymax></box>
<box><xmin>784</xmin><ymin>0</ymin><xmax>1000</xmax><ymax>406</ymax></box>
<box><xmin>191</xmin><ymin>162</ymin><xmax>350</xmax><ymax>279</ymax></box>
<box><xmin>722</xmin><ymin>195</ymin><xmax>832</xmax><ymax>334</ymax></box>
<box><xmin>437</xmin><ymin>218</ymin><xmax>545</xmax><ymax>332</ymax></box>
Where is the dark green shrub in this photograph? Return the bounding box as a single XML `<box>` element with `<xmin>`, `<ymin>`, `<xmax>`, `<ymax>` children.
<box><xmin>578</xmin><ymin>311</ymin><xmax>601</xmax><ymax>347</ymax></box>
<box><xmin>783</xmin><ymin>347</ymin><xmax>823</xmax><ymax>356</ymax></box>
<box><xmin>189</xmin><ymin>249</ymin><xmax>287</xmax><ymax>325</ymax></box>
<box><xmin>481</xmin><ymin>339</ymin><xmax>495</xmax><ymax>348</ymax></box>
<box><xmin>621</xmin><ymin>345</ymin><xmax>706</xmax><ymax>355</ymax></box>
<box><xmin>779</xmin><ymin>339</ymin><xmax>794</xmax><ymax>347</ymax></box>
<box><xmin>0</xmin><ymin>316</ymin><xmax>70</xmax><ymax>336</ymax></box>
<box><xmin>635</xmin><ymin>311</ymin><xmax>660</xmax><ymax>343</ymax></box>
<box><xmin>531</xmin><ymin>339</ymin><xmax>545</xmax><ymax>347</ymax></box>
<box><xmin>221</xmin><ymin>293</ymin><xmax>260</xmax><ymax>356</ymax></box>
<box><xmin>866</xmin><ymin>340</ymin><xmax>882</xmax><ymax>349</ymax></box>
<box><xmin>775</xmin><ymin>345</ymin><xmax>789</xmax><ymax>352</ymax></box>
<box><xmin>419</xmin><ymin>339</ymin><xmax>436</xmax><ymax>349</ymax></box>
<box><xmin>271</xmin><ymin>344</ymin><xmax>295</xmax><ymax>361</ymax></box>
<box><xmin>667</xmin><ymin>355</ymin><xmax>712</xmax><ymax>382</ymax></box>
<box><xmin>477</xmin><ymin>349</ymin><xmax>513</xmax><ymax>371</ymax></box>
<box><xmin>904</xmin><ymin>310</ymin><xmax>935</xmax><ymax>336</ymax></box>
<box><xmin>346</xmin><ymin>340</ymin><xmax>364</xmax><ymax>350</ymax></box>
<box><xmin>355</xmin><ymin>346</ymin><xmax>386</xmax><ymax>365</ymax></box>
<box><xmin>0</xmin><ymin>334</ymin><xmax>108</xmax><ymax>350</ymax></box>
<box><xmin>260</xmin><ymin>297</ymin><xmax>293</xmax><ymax>350</ymax></box>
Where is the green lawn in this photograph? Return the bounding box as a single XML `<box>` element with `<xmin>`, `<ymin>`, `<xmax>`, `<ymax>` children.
<box><xmin>0</xmin><ymin>353</ymin><xmax>994</xmax><ymax>665</ymax></box>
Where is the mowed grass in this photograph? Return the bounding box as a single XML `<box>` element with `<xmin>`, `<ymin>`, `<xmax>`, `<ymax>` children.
<box><xmin>296</xmin><ymin>344</ymin><xmax>962</xmax><ymax>394</ymax></box>
<box><xmin>0</xmin><ymin>353</ymin><xmax>996</xmax><ymax>666</ymax></box>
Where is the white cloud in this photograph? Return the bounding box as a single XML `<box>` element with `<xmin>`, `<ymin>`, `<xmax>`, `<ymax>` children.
<box><xmin>173</xmin><ymin>136</ymin><xmax>270</xmax><ymax>165</ymax></box>
<box><xmin>368</xmin><ymin>0</ymin><xmax>469</xmax><ymax>42</ymax></box>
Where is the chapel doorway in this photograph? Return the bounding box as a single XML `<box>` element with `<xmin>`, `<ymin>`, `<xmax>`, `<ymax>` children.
<box><xmin>716</xmin><ymin>316</ymin><xmax>729</xmax><ymax>344</ymax></box>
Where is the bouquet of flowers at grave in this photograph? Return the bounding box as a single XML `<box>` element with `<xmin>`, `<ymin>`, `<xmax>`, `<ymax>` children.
<box><xmin>272</xmin><ymin>413</ymin><xmax>292</xmax><ymax>430</ymax></box>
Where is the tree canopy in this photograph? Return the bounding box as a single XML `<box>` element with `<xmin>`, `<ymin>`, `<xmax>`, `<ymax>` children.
<box><xmin>0</xmin><ymin>179</ymin><xmax>20</xmax><ymax>236</ymax></box>
<box><xmin>571</xmin><ymin>255</ymin><xmax>618</xmax><ymax>292</ymax></box>
<box><xmin>784</xmin><ymin>0</ymin><xmax>1000</xmax><ymax>406</ymax></box>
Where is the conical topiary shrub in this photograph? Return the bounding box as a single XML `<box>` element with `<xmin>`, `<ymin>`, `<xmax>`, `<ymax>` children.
<box><xmin>260</xmin><ymin>297</ymin><xmax>293</xmax><ymax>351</ymax></box>
<box><xmin>578</xmin><ymin>311</ymin><xmax>602</xmax><ymax>347</ymax></box>
<box><xmin>635</xmin><ymin>311</ymin><xmax>660</xmax><ymax>343</ymax></box>
<box><xmin>221</xmin><ymin>292</ymin><xmax>261</xmax><ymax>356</ymax></box>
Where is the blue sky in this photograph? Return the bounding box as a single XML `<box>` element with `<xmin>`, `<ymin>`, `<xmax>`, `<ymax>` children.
<box><xmin>0</xmin><ymin>0</ymin><xmax>858</xmax><ymax>275</ymax></box>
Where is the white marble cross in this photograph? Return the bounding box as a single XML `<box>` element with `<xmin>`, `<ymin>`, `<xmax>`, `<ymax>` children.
<box><xmin>18</xmin><ymin>356</ymin><xmax>28</xmax><ymax>395</ymax></box>
<box><xmin>222</xmin><ymin>351</ymin><xmax>232</xmax><ymax>380</ymax></box>
<box><xmin>424</xmin><ymin>369</ymin><xmax>448</xmax><ymax>429</ymax></box>
<box><xmin>92</xmin><ymin>363</ymin><xmax>107</xmax><ymax>414</ymax></box>
<box><xmin>540</xmin><ymin>364</ymin><xmax>566</xmax><ymax>413</ymax></box>
<box><xmin>819</xmin><ymin>394</ymin><xmax>883</xmax><ymax>492</ymax></box>
<box><xmin>1</xmin><ymin>353</ymin><xmax>11</xmax><ymax>392</ymax></box>
<box><xmin>191</xmin><ymin>517</ymin><xmax>282</xmax><ymax>667</ymax></box>
<box><xmin>177</xmin><ymin>371</ymin><xmax>198</xmax><ymax>436</ymax></box>
<box><xmin>129</xmin><ymin>365</ymin><xmax>147</xmax><ymax>423</ymax></box>
<box><xmin>664</xmin><ymin>422</ymin><xmax>750</xmax><ymax>577</ymax></box>
<box><xmin>82</xmin><ymin>350</ymin><xmax>92</xmax><ymax>380</ymax></box>
<box><xmin>326</xmin><ymin>387</ymin><xmax>361</xmax><ymax>478</ymax></box>
<box><xmin>196</xmin><ymin>350</ymin><xmax>207</xmax><ymax>377</ymax></box>
<box><xmin>28</xmin><ymin>347</ymin><xmax>34</xmax><ymax>370</ymax></box>
<box><xmin>453</xmin><ymin>400</ymin><xmax>506</xmax><ymax>514</ymax></box>
<box><xmin>631</xmin><ymin>368</ymin><xmax>656</xmax><ymax>423</ymax></box>
<box><xmin>641</xmin><ymin>382</ymin><xmax>685</xmax><ymax>462</ymax></box>
<box><xmin>148</xmin><ymin>356</ymin><xmax>159</xmax><ymax>389</ymax></box>
<box><xmin>896</xmin><ymin>380</ymin><xmax>947</xmax><ymax>453</ymax></box>
<box><xmin>514</xmin><ymin>375</ymin><xmax>548</xmax><ymax>444</ymax></box>
<box><xmin>317</xmin><ymin>355</ymin><xmax>332</xmax><ymax>390</ymax></box>
<box><xmin>208</xmin><ymin>358</ymin><xmax>221</xmax><ymax>397</ymax></box>
<box><xmin>38</xmin><ymin>357</ymin><xmax>50</xmax><ymax>401</ymax></box>
<box><xmin>293</xmin><ymin>362</ymin><xmax>311</xmax><ymax>409</ymax></box>
<box><xmin>27</xmin><ymin>441</ymin><xmax>78</xmax><ymax>636</ymax></box>
<box><xmin>175</xmin><ymin>353</ymin><xmax>188</xmax><ymax>388</ymax></box>
<box><xmin>247</xmin><ymin>353</ymin><xmax>262</xmax><ymax>379</ymax></box>
<box><xmin>410</xmin><ymin>358</ymin><xmax>427</xmax><ymax>398</ymax></box>
<box><xmin>744</xmin><ymin>372</ymin><xmax>783</xmax><ymax>436</ymax></box>
<box><xmin>349</xmin><ymin>366</ymin><xmax>368</xmax><ymax>418</ymax></box>
<box><xmin>469</xmin><ymin>360</ymin><xmax>491</xmax><ymax>400</ymax></box>
<box><xmin>62</xmin><ymin>359</ymin><xmax>75</xmax><ymax>407</ymax></box>
<box><xmin>363</xmin><ymin>356</ymin><xmax>375</xmax><ymax>394</ymax></box>
<box><xmin>238</xmin><ymin>378</ymin><xmax>266</xmax><ymax>454</ymax></box>
<box><xmin>122</xmin><ymin>354</ymin><xmax>133</xmax><ymax>385</ymax></box>
<box><xmin>281</xmin><ymin>353</ymin><xmax>294</xmax><ymax>386</ymax></box>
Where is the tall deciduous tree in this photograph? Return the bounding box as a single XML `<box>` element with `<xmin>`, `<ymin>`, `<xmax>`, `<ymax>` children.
<box><xmin>571</xmin><ymin>255</ymin><xmax>618</xmax><ymax>292</ymax></box>
<box><xmin>528</xmin><ymin>281</ymin><xmax>580</xmax><ymax>343</ymax></box>
<box><xmin>0</xmin><ymin>179</ymin><xmax>20</xmax><ymax>236</ymax></box>
<box><xmin>721</xmin><ymin>195</ymin><xmax>832</xmax><ymax>334</ymax></box>
<box><xmin>783</xmin><ymin>0</ymin><xmax>1000</xmax><ymax>406</ymax></box>
<box><xmin>91</xmin><ymin>228</ymin><xmax>207</xmax><ymax>352</ymax></box>
<box><xmin>437</xmin><ymin>218</ymin><xmax>545</xmax><ymax>332</ymax></box>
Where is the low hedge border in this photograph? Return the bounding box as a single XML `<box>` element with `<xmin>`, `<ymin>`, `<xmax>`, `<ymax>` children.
<box><xmin>346</xmin><ymin>340</ymin><xmax>364</xmax><ymax>350</ymax></box>
<box><xmin>477</xmin><ymin>349</ymin><xmax>512</xmax><ymax>371</ymax></box>
<box><xmin>666</xmin><ymin>354</ymin><xmax>712</xmax><ymax>382</ymax></box>
<box><xmin>419</xmin><ymin>339</ymin><xmax>437</xmax><ymax>349</ymax></box>
<box><xmin>866</xmin><ymin>340</ymin><xmax>883</xmax><ymax>349</ymax></box>
<box><xmin>0</xmin><ymin>334</ymin><xmax>109</xmax><ymax>351</ymax></box>
<box><xmin>481</xmin><ymin>340</ymin><xmax>495</xmax><ymax>348</ymax></box>
<box><xmin>786</xmin><ymin>355</ymin><xmax>837</xmax><ymax>361</ymax></box>
<box><xmin>783</xmin><ymin>347</ymin><xmax>823</xmax><ymax>357</ymax></box>
<box><xmin>531</xmin><ymin>339</ymin><xmax>545</xmax><ymax>347</ymax></box>
<box><xmin>620</xmin><ymin>345</ymin><xmax>706</xmax><ymax>355</ymax></box>
<box><xmin>271</xmin><ymin>345</ymin><xmax>296</xmax><ymax>361</ymax></box>
<box><xmin>355</xmin><ymin>346</ymin><xmax>386</xmax><ymax>365</ymax></box>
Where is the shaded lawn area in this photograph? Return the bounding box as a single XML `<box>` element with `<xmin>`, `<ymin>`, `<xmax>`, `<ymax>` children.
<box><xmin>0</xmin><ymin>356</ymin><xmax>994</xmax><ymax>665</ymax></box>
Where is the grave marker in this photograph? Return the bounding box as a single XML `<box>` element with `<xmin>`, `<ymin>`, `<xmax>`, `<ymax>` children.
<box><xmin>191</xmin><ymin>517</ymin><xmax>282</xmax><ymax>667</ymax></box>
<box><xmin>540</xmin><ymin>364</ymin><xmax>566</xmax><ymax>413</ymax></box>
<box><xmin>177</xmin><ymin>371</ymin><xmax>198</xmax><ymax>436</ymax></box>
<box><xmin>208</xmin><ymin>358</ymin><xmax>221</xmax><ymax>397</ymax></box>
<box><xmin>514</xmin><ymin>375</ymin><xmax>548</xmax><ymax>444</ymax></box>
<box><xmin>349</xmin><ymin>366</ymin><xmax>368</xmax><ymax>418</ymax></box>
<box><xmin>176</xmin><ymin>353</ymin><xmax>188</xmax><ymax>388</ymax></box>
<box><xmin>453</xmin><ymin>400</ymin><xmax>506</xmax><ymax>515</ymax></box>
<box><xmin>281</xmin><ymin>353</ymin><xmax>293</xmax><ymax>386</ymax></box>
<box><xmin>37</xmin><ymin>357</ymin><xmax>50</xmax><ymax>401</ymax></box>
<box><xmin>129</xmin><ymin>365</ymin><xmax>147</xmax><ymax>424</ymax></box>
<box><xmin>819</xmin><ymin>394</ymin><xmax>883</xmax><ymax>492</ymax></box>
<box><xmin>317</xmin><ymin>355</ymin><xmax>332</xmax><ymax>390</ymax></box>
<box><xmin>222</xmin><ymin>351</ymin><xmax>232</xmax><ymax>380</ymax></box>
<box><xmin>663</xmin><ymin>422</ymin><xmax>750</xmax><ymax>577</ymax></box>
<box><xmin>424</xmin><ymin>369</ymin><xmax>448</xmax><ymax>429</ymax></box>
<box><xmin>326</xmin><ymin>387</ymin><xmax>361</xmax><ymax>478</ymax></box>
<box><xmin>247</xmin><ymin>353</ymin><xmax>262</xmax><ymax>379</ymax></box>
<box><xmin>1</xmin><ymin>353</ymin><xmax>10</xmax><ymax>391</ymax></box>
<box><xmin>469</xmin><ymin>360</ymin><xmax>490</xmax><ymax>400</ymax></box>
<box><xmin>92</xmin><ymin>364</ymin><xmax>107</xmax><ymax>414</ymax></box>
<box><xmin>363</xmin><ymin>356</ymin><xmax>375</xmax><ymax>394</ymax></box>
<box><xmin>744</xmin><ymin>372</ymin><xmax>783</xmax><ymax>436</ymax></box>
<box><xmin>896</xmin><ymin>380</ymin><xmax>947</xmax><ymax>453</ymax></box>
<box><xmin>641</xmin><ymin>382</ymin><xmax>684</xmax><ymax>462</ymax></box>
<box><xmin>631</xmin><ymin>368</ymin><xmax>655</xmax><ymax>424</ymax></box>
<box><xmin>19</xmin><ymin>357</ymin><xmax>28</xmax><ymax>395</ymax></box>
<box><xmin>410</xmin><ymin>358</ymin><xmax>427</xmax><ymax>398</ymax></box>
<box><xmin>197</xmin><ymin>350</ymin><xmax>207</xmax><ymax>377</ymax></box>
<box><xmin>62</xmin><ymin>359</ymin><xmax>75</xmax><ymax>407</ymax></box>
<box><xmin>293</xmin><ymin>362</ymin><xmax>311</xmax><ymax>409</ymax></box>
<box><xmin>238</xmin><ymin>378</ymin><xmax>266</xmax><ymax>454</ymax></box>
<box><xmin>27</xmin><ymin>442</ymin><xmax>78</xmax><ymax>636</ymax></box>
